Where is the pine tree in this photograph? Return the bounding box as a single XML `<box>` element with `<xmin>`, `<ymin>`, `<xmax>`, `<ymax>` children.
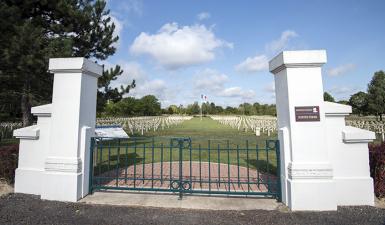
<box><xmin>0</xmin><ymin>0</ymin><xmax>133</xmax><ymax>125</ymax></box>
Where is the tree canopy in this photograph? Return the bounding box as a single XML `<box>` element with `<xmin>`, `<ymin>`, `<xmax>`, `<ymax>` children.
<box><xmin>349</xmin><ymin>91</ymin><xmax>368</xmax><ymax>115</ymax></box>
<box><xmin>324</xmin><ymin>92</ymin><xmax>335</xmax><ymax>102</ymax></box>
<box><xmin>367</xmin><ymin>71</ymin><xmax>385</xmax><ymax>120</ymax></box>
<box><xmin>104</xmin><ymin>95</ymin><xmax>161</xmax><ymax>117</ymax></box>
<box><xmin>0</xmin><ymin>0</ymin><xmax>134</xmax><ymax>125</ymax></box>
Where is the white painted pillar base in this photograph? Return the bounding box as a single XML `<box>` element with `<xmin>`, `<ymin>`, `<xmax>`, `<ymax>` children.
<box><xmin>40</xmin><ymin>58</ymin><xmax>102</xmax><ymax>202</ymax></box>
<box><xmin>270</xmin><ymin>50</ymin><xmax>337</xmax><ymax>211</ymax></box>
<box><xmin>287</xmin><ymin>162</ymin><xmax>336</xmax><ymax>211</ymax></box>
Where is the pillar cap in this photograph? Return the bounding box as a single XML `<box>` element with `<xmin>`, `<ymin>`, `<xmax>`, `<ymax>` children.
<box><xmin>269</xmin><ymin>50</ymin><xmax>327</xmax><ymax>74</ymax></box>
<box><xmin>49</xmin><ymin>57</ymin><xmax>103</xmax><ymax>77</ymax></box>
<box><xmin>31</xmin><ymin>104</ymin><xmax>52</xmax><ymax>117</ymax></box>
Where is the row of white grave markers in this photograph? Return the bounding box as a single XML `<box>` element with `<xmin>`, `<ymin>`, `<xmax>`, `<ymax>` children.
<box><xmin>0</xmin><ymin>122</ymin><xmax>22</xmax><ymax>140</ymax></box>
<box><xmin>209</xmin><ymin>115</ymin><xmax>277</xmax><ymax>136</ymax></box>
<box><xmin>346</xmin><ymin>118</ymin><xmax>385</xmax><ymax>141</ymax></box>
<box><xmin>96</xmin><ymin>115</ymin><xmax>192</xmax><ymax>135</ymax></box>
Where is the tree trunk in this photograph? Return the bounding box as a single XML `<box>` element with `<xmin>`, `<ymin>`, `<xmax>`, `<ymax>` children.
<box><xmin>21</xmin><ymin>88</ymin><xmax>33</xmax><ymax>127</ymax></box>
<box><xmin>380</xmin><ymin>114</ymin><xmax>383</xmax><ymax>121</ymax></box>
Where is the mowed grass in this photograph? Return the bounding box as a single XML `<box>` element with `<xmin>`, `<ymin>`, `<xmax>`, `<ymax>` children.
<box><xmin>94</xmin><ymin>117</ymin><xmax>279</xmax><ymax>175</ymax></box>
<box><xmin>143</xmin><ymin>117</ymin><xmax>277</xmax><ymax>147</ymax></box>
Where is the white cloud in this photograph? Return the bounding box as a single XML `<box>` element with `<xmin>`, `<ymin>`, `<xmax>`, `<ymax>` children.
<box><xmin>197</xmin><ymin>12</ymin><xmax>210</xmax><ymax>20</ymax></box>
<box><xmin>109</xmin><ymin>62</ymin><xmax>147</xmax><ymax>90</ymax></box>
<box><xmin>218</xmin><ymin>87</ymin><xmax>256</xmax><ymax>99</ymax></box>
<box><xmin>326</xmin><ymin>85</ymin><xmax>362</xmax><ymax>101</ymax></box>
<box><xmin>235</xmin><ymin>30</ymin><xmax>298</xmax><ymax>74</ymax></box>
<box><xmin>129</xmin><ymin>22</ymin><xmax>233</xmax><ymax>69</ymax></box>
<box><xmin>263</xmin><ymin>82</ymin><xmax>275</xmax><ymax>93</ymax></box>
<box><xmin>265</xmin><ymin>30</ymin><xmax>298</xmax><ymax>54</ymax></box>
<box><xmin>235</xmin><ymin>54</ymin><xmax>268</xmax><ymax>73</ymax></box>
<box><xmin>328</xmin><ymin>86</ymin><xmax>358</xmax><ymax>95</ymax></box>
<box><xmin>193</xmin><ymin>69</ymin><xmax>229</xmax><ymax>92</ymax></box>
<box><xmin>129</xmin><ymin>79</ymin><xmax>167</xmax><ymax>98</ymax></box>
<box><xmin>107</xmin><ymin>0</ymin><xmax>143</xmax><ymax>16</ymax></box>
<box><xmin>327</xmin><ymin>63</ymin><xmax>356</xmax><ymax>76</ymax></box>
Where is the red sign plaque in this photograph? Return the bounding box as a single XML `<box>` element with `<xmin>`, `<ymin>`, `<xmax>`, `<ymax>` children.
<box><xmin>295</xmin><ymin>106</ymin><xmax>320</xmax><ymax>122</ymax></box>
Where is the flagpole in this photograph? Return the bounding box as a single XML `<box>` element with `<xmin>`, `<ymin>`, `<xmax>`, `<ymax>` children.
<box><xmin>200</xmin><ymin>94</ymin><xmax>203</xmax><ymax>121</ymax></box>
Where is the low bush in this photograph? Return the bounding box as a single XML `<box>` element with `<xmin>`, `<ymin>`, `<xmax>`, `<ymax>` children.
<box><xmin>369</xmin><ymin>143</ymin><xmax>385</xmax><ymax>198</ymax></box>
<box><xmin>0</xmin><ymin>144</ymin><xmax>18</xmax><ymax>183</ymax></box>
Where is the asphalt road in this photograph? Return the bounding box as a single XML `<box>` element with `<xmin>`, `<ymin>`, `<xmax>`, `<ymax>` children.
<box><xmin>0</xmin><ymin>194</ymin><xmax>384</xmax><ymax>225</ymax></box>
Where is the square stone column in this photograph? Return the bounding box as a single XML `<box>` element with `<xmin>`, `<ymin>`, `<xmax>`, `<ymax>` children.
<box><xmin>269</xmin><ymin>50</ymin><xmax>337</xmax><ymax>210</ymax></box>
<box><xmin>41</xmin><ymin>58</ymin><xmax>102</xmax><ymax>202</ymax></box>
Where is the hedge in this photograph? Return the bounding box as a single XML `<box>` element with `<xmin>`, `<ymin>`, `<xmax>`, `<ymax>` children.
<box><xmin>369</xmin><ymin>143</ymin><xmax>385</xmax><ymax>198</ymax></box>
<box><xmin>0</xmin><ymin>144</ymin><xmax>18</xmax><ymax>183</ymax></box>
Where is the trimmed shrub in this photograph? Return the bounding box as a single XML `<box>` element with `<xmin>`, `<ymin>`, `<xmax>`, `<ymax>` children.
<box><xmin>369</xmin><ymin>143</ymin><xmax>385</xmax><ymax>198</ymax></box>
<box><xmin>0</xmin><ymin>144</ymin><xmax>18</xmax><ymax>183</ymax></box>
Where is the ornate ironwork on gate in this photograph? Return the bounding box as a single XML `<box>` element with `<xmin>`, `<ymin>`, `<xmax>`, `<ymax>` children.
<box><xmin>89</xmin><ymin>137</ymin><xmax>281</xmax><ymax>200</ymax></box>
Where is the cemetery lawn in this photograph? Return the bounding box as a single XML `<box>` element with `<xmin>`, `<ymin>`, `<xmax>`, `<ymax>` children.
<box><xmin>95</xmin><ymin>117</ymin><xmax>278</xmax><ymax>174</ymax></box>
<box><xmin>143</xmin><ymin>116</ymin><xmax>277</xmax><ymax>146</ymax></box>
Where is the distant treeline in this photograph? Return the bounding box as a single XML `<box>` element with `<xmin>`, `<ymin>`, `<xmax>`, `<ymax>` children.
<box><xmin>164</xmin><ymin>102</ymin><xmax>276</xmax><ymax>116</ymax></box>
<box><xmin>323</xmin><ymin>71</ymin><xmax>385</xmax><ymax>120</ymax></box>
<box><xmin>101</xmin><ymin>95</ymin><xmax>276</xmax><ymax>117</ymax></box>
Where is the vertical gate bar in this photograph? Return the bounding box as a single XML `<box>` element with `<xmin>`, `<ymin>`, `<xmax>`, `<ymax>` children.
<box><xmin>134</xmin><ymin>138</ymin><xmax>137</xmax><ymax>188</ymax></box>
<box><xmin>246</xmin><ymin>140</ymin><xmax>250</xmax><ymax>192</ymax></box>
<box><xmin>237</xmin><ymin>144</ymin><xmax>240</xmax><ymax>188</ymax></box>
<box><xmin>275</xmin><ymin>140</ymin><xmax>282</xmax><ymax>201</ymax></box>
<box><xmin>108</xmin><ymin>140</ymin><xmax>111</xmax><ymax>173</ymax></box>
<box><xmin>170</xmin><ymin>140</ymin><xmax>172</xmax><ymax>186</ymax></box>
<box><xmin>143</xmin><ymin>143</ymin><xmax>146</xmax><ymax>184</ymax></box>
<box><xmin>151</xmin><ymin>137</ymin><xmax>154</xmax><ymax>189</ymax></box>
<box><xmin>99</xmin><ymin>139</ymin><xmax>103</xmax><ymax>177</ymax></box>
<box><xmin>208</xmin><ymin>140</ymin><xmax>211</xmax><ymax>192</ymax></box>
<box><xmin>189</xmin><ymin>140</ymin><xmax>192</xmax><ymax>189</ymax></box>
<box><xmin>94</xmin><ymin>138</ymin><xmax>97</xmax><ymax>176</ymax></box>
<box><xmin>95</xmin><ymin>139</ymin><xmax>99</xmax><ymax>182</ymax></box>
<box><xmin>125</xmin><ymin>140</ymin><xmax>128</xmax><ymax>184</ymax></box>
<box><xmin>199</xmin><ymin>144</ymin><xmax>202</xmax><ymax>187</ymax></box>
<box><xmin>161</xmin><ymin>143</ymin><xmax>164</xmax><ymax>184</ymax></box>
<box><xmin>256</xmin><ymin>144</ymin><xmax>260</xmax><ymax>188</ymax></box>
<box><xmin>266</xmin><ymin>140</ymin><xmax>270</xmax><ymax>194</ymax></box>
<box><xmin>115</xmin><ymin>139</ymin><xmax>121</xmax><ymax>187</ymax></box>
<box><xmin>217</xmin><ymin>144</ymin><xmax>220</xmax><ymax>187</ymax></box>
<box><xmin>227</xmin><ymin>140</ymin><xmax>230</xmax><ymax>192</ymax></box>
<box><xmin>178</xmin><ymin>139</ymin><xmax>183</xmax><ymax>199</ymax></box>
<box><xmin>89</xmin><ymin>138</ymin><xmax>94</xmax><ymax>194</ymax></box>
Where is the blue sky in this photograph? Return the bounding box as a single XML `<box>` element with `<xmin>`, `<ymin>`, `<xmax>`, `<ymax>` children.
<box><xmin>104</xmin><ymin>0</ymin><xmax>385</xmax><ymax>108</ymax></box>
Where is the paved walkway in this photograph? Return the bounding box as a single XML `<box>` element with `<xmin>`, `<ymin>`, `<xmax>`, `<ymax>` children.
<box><xmin>96</xmin><ymin>162</ymin><xmax>277</xmax><ymax>193</ymax></box>
<box><xmin>80</xmin><ymin>191</ymin><xmax>280</xmax><ymax>210</ymax></box>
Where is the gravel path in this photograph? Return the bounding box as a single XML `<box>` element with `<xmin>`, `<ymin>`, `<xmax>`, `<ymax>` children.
<box><xmin>1</xmin><ymin>194</ymin><xmax>385</xmax><ymax>225</ymax></box>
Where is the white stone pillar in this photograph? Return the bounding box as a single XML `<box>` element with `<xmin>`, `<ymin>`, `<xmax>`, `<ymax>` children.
<box><xmin>269</xmin><ymin>50</ymin><xmax>337</xmax><ymax>210</ymax></box>
<box><xmin>41</xmin><ymin>58</ymin><xmax>102</xmax><ymax>202</ymax></box>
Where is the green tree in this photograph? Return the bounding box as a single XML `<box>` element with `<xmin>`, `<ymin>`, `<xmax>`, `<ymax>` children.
<box><xmin>167</xmin><ymin>105</ymin><xmax>179</xmax><ymax>114</ymax></box>
<box><xmin>324</xmin><ymin>92</ymin><xmax>335</xmax><ymax>102</ymax></box>
<box><xmin>97</xmin><ymin>66</ymin><xmax>136</xmax><ymax>112</ymax></box>
<box><xmin>224</xmin><ymin>106</ymin><xmax>238</xmax><ymax>114</ymax></box>
<box><xmin>239</xmin><ymin>103</ymin><xmax>254</xmax><ymax>115</ymax></box>
<box><xmin>215</xmin><ymin>106</ymin><xmax>224</xmax><ymax>114</ymax></box>
<box><xmin>186</xmin><ymin>102</ymin><xmax>200</xmax><ymax>115</ymax></box>
<box><xmin>139</xmin><ymin>95</ymin><xmax>161</xmax><ymax>116</ymax></box>
<box><xmin>349</xmin><ymin>92</ymin><xmax>368</xmax><ymax>115</ymax></box>
<box><xmin>0</xmin><ymin>0</ymin><xmax>122</xmax><ymax>125</ymax></box>
<box><xmin>367</xmin><ymin>71</ymin><xmax>385</xmax><ymax>120</ymax></box>
<box><xmin>337</xmin><ymin>100</ymin><xmax>349</xmax><ymax>105</ymax></box>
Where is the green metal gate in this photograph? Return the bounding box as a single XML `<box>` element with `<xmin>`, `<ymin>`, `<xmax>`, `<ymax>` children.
<box><xmin>89</xmin><ymin>137</ymin><xmax>281</xmax><ymax>200</ymax></box>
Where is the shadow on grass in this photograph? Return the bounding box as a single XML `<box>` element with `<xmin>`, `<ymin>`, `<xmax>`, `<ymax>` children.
<box><xmin>93</xmin><ymin>152</ymin><xmax>143</xmax><ymax>177</ymax></box>
<box><xmin>245</xmin><ymin>159</ymin><xmax>277</xmax><ymax>175</ymax></box>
